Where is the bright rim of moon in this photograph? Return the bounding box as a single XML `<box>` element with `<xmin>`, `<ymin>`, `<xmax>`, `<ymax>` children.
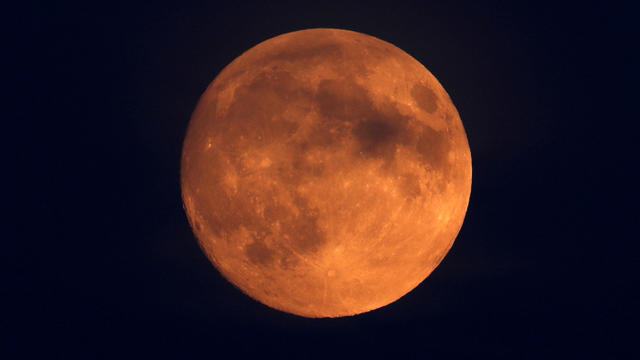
<box><xmin>181</xmin><ymin>29</ymin><xmax>471</xmax><ymax>318</ymax></box>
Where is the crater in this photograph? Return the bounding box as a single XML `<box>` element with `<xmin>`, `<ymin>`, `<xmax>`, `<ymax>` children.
<box><xmin>277</xmin><ymin>246</ymin><xmax>299</xmax><ymax>270</ymax></box>
<box><xmin>353</xmin><ymin>120</ymin><xmax>399</xmax><ymax>158</ymax></box>
<box><xmin>316</xmin><ymin>78</ymin><xmax>371</xmax><ymax>121</ymax></box>
<box><xmin>222</xmin><ymin>70</ymin><xmax>309</xmax><ymax>143</ymax></box>
<box><xmin>246</xmin><ymin>236</ymin><xmax>275</xmax><ymax>266</ymax></box>
<box><xmin>286</xmin><ymin>195</ymin><xmax>327</xmax><ymax>254</ymax></box>
<box><xmin>260</xmin><ymin>194</ymin><xmax>328</xmax><ymax>259</ymax></box>
<box><xmin>415</xmin><ymin>126</ymin><xmax>452</xmax><ymax>192</ymax></box>
<box><xmin>314</xmin><ymin>78</ymin><xmax>411</xmax><ymax>164</ymax></box>
<box><xmin>292</xmin><ymin>154</ymin><xmax>325</xmax><ymax>177</ymax></box>
<box><xmin>416</xmin><ymin>126</ymin><xmax>449</xmax><ymax>172</ymax></box>
<box><xmin>412</xmin><ymin>83</ymin><xmax>439</xmax><ymax>113</ymax></box>
<box><xmin>276</xmin><ymin>164</ymin><xmax>303</xmax><ymax>186</ymax></box>
<box><xmin>399</xmin><ymin>173</ymin><xmax>422</xmax><ymax>199</ymax></box>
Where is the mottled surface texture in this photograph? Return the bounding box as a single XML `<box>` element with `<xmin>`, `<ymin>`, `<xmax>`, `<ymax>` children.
<box><xmin>181</xmin><ymin>29</ymin><xmax>471</xmax><ymax>317</ymax></box>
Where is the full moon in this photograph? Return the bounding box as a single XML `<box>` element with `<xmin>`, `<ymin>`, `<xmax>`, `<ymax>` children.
<box><xmin>181</xmin><ymin>29</ymin><xmax>471</xmax><ymax>318</ymax></box>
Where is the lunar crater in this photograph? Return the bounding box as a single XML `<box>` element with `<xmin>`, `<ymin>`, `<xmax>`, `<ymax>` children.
<box><xmin>411</xmin><ymin>83</ymin><xmax>439</xmax><ymax>113</ymax></box>
<box><xmin>353</xmin><ymin>119</ymin><xmax>401</xmax><ymax>159</ymax></box>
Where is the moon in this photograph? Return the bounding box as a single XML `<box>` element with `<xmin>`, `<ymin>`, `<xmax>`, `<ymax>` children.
<box><xmin>181</xmin><ymin>29</ymin><xmax>471</xmax><ymax>318</ymax></box>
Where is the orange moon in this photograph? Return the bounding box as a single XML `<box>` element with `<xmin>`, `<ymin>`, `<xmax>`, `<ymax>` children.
<box><xmin>181</xmin><ymin>29</ymin><xmax>471</xmax><ymax>318</ymax></box>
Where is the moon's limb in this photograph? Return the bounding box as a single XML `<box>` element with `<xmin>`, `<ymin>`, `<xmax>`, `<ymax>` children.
<box><xmin>181</xmin><ymin>29</ymin><xmax>471</xmax><ymax>318</ymax></box>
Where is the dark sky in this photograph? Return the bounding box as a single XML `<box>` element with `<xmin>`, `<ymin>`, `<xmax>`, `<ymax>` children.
<box><xmin>9</xmin><ymin>1</ymin><xmax>636</xmax><ymax>358</ymax></box>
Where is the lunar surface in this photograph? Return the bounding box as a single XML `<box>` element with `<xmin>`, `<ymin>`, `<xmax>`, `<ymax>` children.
<box><xmin>181</xmin><ymin>29</ymin><xmax>471</xmax><ymax>318</ymax></box>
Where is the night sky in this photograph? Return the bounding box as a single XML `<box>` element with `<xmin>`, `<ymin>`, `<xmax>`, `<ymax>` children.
<box><xmin>9</xmin><ymin>1</ymin><xmax>636</xmax><ymax>358</ymax></box>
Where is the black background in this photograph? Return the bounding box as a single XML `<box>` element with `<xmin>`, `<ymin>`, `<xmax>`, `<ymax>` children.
<box><xmin>9</xmin><ymin>1</ymin><xmax>637</xmax><ymax>358</ymax></box>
